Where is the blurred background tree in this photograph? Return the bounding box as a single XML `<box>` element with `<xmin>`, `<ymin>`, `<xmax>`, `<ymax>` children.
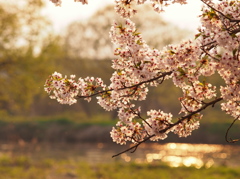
<box><xmin>0</xmin><ymin>0</ymin><xmax>64</xmax><ymax>115</ymax></box>
<box><xmin>64</xmin><ymin>4</ymin><xmax>192</xmax><ymax>60</ymax></box>
<box><xmin>0</xmin><ymin>0</ymin><xmax>224</xmax><ymax>123</ymax></box>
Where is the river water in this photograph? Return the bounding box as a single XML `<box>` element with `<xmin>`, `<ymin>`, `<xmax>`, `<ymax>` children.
<box><xmin>0</xmin><ymin>142</ymin><xmax>239</xmax><ymax>168</ymax></box>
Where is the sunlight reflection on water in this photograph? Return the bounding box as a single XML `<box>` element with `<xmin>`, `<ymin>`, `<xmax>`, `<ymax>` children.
<box><xmin>0</xmin><ymin>142</ymin><xmax>239</xmax><ymax>168</ymax></box>
<box><xmin>120</xmin><ymin>143</ymin><xmax>238</xmax><ymax>168</ymax></box>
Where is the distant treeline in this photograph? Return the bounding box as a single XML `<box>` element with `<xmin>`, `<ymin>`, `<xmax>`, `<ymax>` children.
<box><xmin>0</xmin><ymin>118</ymin><xmax>238</xmax><ymax>145</ymax></box>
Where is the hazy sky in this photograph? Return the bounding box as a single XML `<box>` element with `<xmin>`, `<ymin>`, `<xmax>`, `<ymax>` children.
<box><xmin>43</xmin><ymin>0</ymin><xmax>203</xmax><ymax>33</ymax></box>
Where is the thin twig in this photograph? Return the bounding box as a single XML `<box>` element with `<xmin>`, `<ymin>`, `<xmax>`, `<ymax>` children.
<box><xmin>112</xmin><ymin>134</ymin><xmax>155</xmax><ymax>158</ymax></box>
<box><xmin>200</xmin><ymin>45</ymin><xmax>220</xmax><ymax>62</ymax></box>
<box><xmin>225</xmin><ymin>115</ymin><xmax>240</xmax><ymax>143</ymax></box>
<box><xmin>77</xmin><ymin>71</ymin><xmax>173</xmax><ymax>98</ymax></box>
<box><xmin>130</xmin><ymin>107</ymin><xmax>152</xmax><ymax>129</ymax></box>
<box><xmin>120</xmin><ymin>86</ymin><xmax>139</xmax><ymax>97</ymax></box>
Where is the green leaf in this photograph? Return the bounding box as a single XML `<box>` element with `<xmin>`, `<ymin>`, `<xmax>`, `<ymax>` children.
<box><xmin>136</xmin><ymin>61</ymin><xmax>141</xmax><ymax>67</ymax></box>
<box><xmin>168</xmin><ymin>50</ymin><xmax>175</xmax><ymax>55</ymax></box>
<box><xmin>177</xmin><ymin>67</ymin><xmax>186</xmax><ymax>76</ymax></box>
<box><xmin>195</xmin><ymin>33</ymin><xmax>201</xmax><ymax>39</ymax></box>
<box><xmin>136</xmin><ymin>40</ymin><xmax>143</xmax><ymax>45</ymax></box>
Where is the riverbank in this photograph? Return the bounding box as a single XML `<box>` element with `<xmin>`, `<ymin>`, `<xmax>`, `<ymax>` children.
<box><xmin>1</xmin><ymin>118</ymin><xmax>239</xmax><ymax>179</ymax></box>
<box><xmin>0</xmin><ymin>119</ymin><xmax>239</xmax><ymax>145</ymax></box>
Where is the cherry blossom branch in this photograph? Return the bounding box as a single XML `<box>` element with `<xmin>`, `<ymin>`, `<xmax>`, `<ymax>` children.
<box><xmin>129</xmin><ymin>107</ymin><xmax>152</xmax><ymax>128</ymax></box>
<box><xmin>112</xmin><ymin>97</ymin><xmax>223</xmax><ymax>157</ymax></box>
<box><xmin>176</xmin><ymin>97</ymin><xmax>222</xmax><ymax>123</ymax></box>
<box><xmin>77</xmin><ymin>71</ymin><xmax>172</xmax><ymax>98</ymax></box>
<box><xmin>77</xmin><ymin>89</ymin><xmax>111</xmax><ymax>98</ymax></box>
<box><xmin>200</xmin><ymin>45</ymin><xmax>220</xmax><ymax>62</ymax></box>
<box><xmin>231</xmin><ymin>28</ymin><xmax>240</xmax><ymax>35</ymax></box>
<box><xmin>201</xmin><ymin>0</ymin><xmax>240</xmax><ymax>23</ymax></box>
<box><xmin>200</xmin><ymin>0</ymin><xmax>240</xmax><ymax>37</ymax></box>
<box><xmin>46</xmin><ymin>0</ymin><xmax>240</xmax><ymax>155</ymax></box>
<box><xmin>115</xmin><ymin>71</ymin><xmax>173</xmax><ymax>90</ymax></box>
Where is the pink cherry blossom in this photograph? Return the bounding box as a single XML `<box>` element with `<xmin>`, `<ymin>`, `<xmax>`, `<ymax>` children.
<box><xmin>46</xmin><ymin>0</ymin><xmax>240</xmax><ymax>153</ymax></box>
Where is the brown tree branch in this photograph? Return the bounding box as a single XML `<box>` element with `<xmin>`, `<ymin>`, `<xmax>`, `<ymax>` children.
<box><xmin>130</xmin><ymin>107</ymin><xmax>152</xmax><ymax>129</ymax></box>
<box><xmin>77</xmin><ymin>71</ymin><xmax>173</xmax><ymax>98</ymax></box>
<box><xmin>112</xmin><ymin>134</ymin><xmax>155</xmax><ymax>158</ymax></box>
<box><xmin>225</xmin><ymin>115</ymin><xmax>240</xmax><ymax>143</ymax></box>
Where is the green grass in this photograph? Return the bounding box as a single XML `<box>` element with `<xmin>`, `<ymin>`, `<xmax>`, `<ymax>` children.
<box><xmin>0</xmin><ymin>154</ymin><xmax>240</xmax><ymax>179</ymax></box>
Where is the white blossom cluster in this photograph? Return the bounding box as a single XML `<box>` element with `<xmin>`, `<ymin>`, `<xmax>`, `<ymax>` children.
<box><xmin>45</xmin><ymin>72</ymin><xmax>106</xmax><ymax>104</ymax></box>
<box><xmin>46</xmin><ymin>0</ymin><xmax>240</xmax><ymax>146</ymax></box>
